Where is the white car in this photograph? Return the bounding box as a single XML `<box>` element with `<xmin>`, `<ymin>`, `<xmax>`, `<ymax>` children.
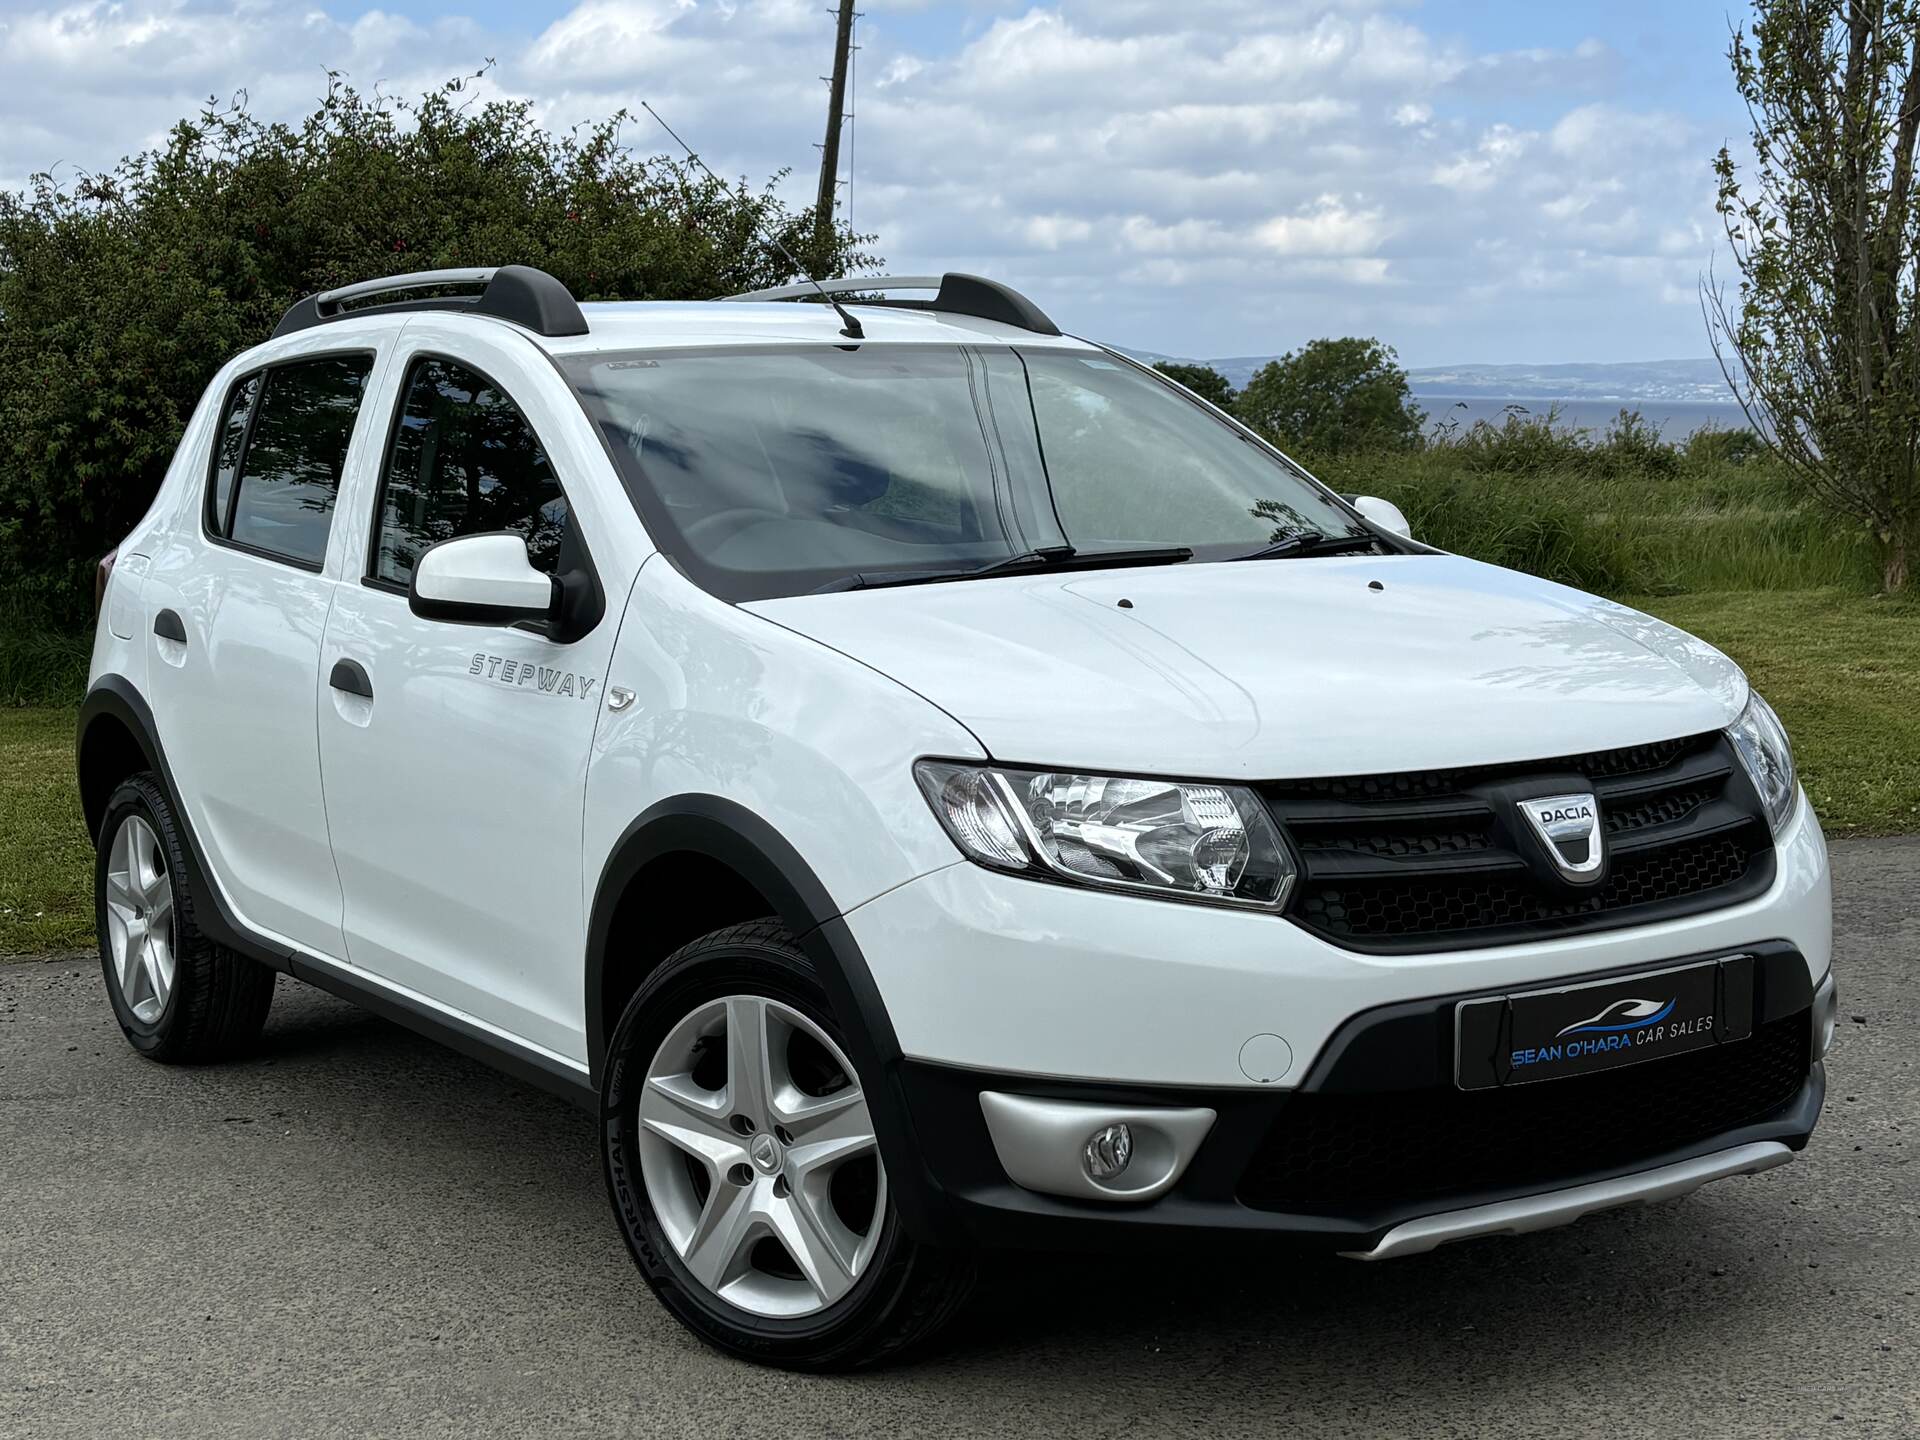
<box><xmin>79</xmin><ymin>266</ymin><xmax>1835</xmax><ymax>1369</ymax></box>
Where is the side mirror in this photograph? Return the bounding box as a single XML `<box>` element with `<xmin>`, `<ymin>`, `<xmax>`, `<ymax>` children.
<box><xmin>1351</xmin><ymin>495</ymin><xmax>1412</xmax><ymax>539</ymax></box>
<box><xmin>409</xmin><ymin>533</ymin><xmax>558</xmax><ymax>628</ymax></box>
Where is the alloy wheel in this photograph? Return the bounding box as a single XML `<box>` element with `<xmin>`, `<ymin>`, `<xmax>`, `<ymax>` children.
<box><xmin>104</xmin><ymin>814</ymin><xmax>176</xmax><ymax>1025</ymax></box>
<box><xmin>638</xmin><ymin>994</ymin><xmax>886</xmax><ymax>1318</ymax></box>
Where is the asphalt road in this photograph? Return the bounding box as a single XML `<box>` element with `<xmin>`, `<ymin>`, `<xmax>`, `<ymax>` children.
<box><xmin>2</xmin><ymin>840</ymin><xmax>1915</xmax><ymax>1440</ymax></box>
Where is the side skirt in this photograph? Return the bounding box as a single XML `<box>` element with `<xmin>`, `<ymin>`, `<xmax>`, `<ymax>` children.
<box><xmin>286</xmin><ymin>951</ymin><xmax>598</xmax><ymax>1112</ymax></box>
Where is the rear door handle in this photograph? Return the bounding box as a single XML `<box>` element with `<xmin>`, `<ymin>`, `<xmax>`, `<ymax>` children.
<box><xmin>329</xmin><ymin>658</ymin><xmax>373</xmax><ymax>700</ymax></box>
<box><xmin>153</xmin><ymin>609</ymin><xmax>187</xmax><ymax>644</ymax></box>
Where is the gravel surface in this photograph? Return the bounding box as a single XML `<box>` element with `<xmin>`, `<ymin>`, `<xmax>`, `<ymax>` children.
<box><xmin>1</xmin><ymin>839</ymin><xmax>1914</xmax><ymax>1439</ymax></box>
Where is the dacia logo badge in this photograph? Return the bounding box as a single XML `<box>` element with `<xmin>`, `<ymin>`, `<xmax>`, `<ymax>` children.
<box><xmin>1517</xmin><ymin>791</ymin><xmax>1605</xmax><ymax>884</ymax></box>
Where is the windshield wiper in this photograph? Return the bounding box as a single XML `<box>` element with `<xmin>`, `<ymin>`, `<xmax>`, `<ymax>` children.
<box><xmin>814</xmin><ymin>544</ymin><xmax>1193</xmax><ymax>593</ymax></box>
<box><xmin>1231</xmin><ymin>530</ymin><xmax>1382</xmax><ymax>562</ymax></box>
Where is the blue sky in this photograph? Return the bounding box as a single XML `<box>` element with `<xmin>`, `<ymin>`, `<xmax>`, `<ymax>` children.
<box><xmin>0</xmin><ymin>0</ymin><xmax>1760</xmax><ymax>366</ymax></box>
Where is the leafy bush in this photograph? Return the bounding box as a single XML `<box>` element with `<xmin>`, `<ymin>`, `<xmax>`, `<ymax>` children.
<box><xmin>1681</xmin><ymin>424</ymin><xmax>1769</xmax><ymax>469</ymax></box>
<box><xmin>1423</xmin><ymin>404</ymin><xmax>1684</xmax><ymax>479</ymax></box>
<box><xmin>1424</xmin><ymin>405</ymin><xmax>1595</xmax><ymax>474</ymax></box>
<box><xmin>0</xmin><ymin>72</ymin><xmax>875</xmax><ymax>628</ymax></box>
<box><xmin>1238</xmin><ymin>337</ymin><xmax>1424</xmax><ymax>457</ymax></box>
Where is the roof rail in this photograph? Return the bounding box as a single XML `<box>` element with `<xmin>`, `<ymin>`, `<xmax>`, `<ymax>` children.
<box><xmin>723</xmin><ymin>273</ymin><xmax>1061</xmax><ymax>337</ymax></box>
<box><xmin>271</xmin><ymin>266</ymin><xmax>589</xmax><ymax>340</ymax></box>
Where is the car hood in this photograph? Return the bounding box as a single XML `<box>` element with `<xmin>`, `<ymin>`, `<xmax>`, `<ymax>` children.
<box><xmin>746</xmin><ymin>554</ymin><xmax>1749</xmax><ymax>779</ymax></box>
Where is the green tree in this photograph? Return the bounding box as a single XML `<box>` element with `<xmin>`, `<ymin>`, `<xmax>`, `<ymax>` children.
<box><xmin>1706</xmin><ymin>0</ymin><xmax>1920</xmax><ymax>592</ymax></box>
<box><xmin>1235</xmin><ymin>337</ymin><xmax>1424</xmax><ymax>457</ymax></box>
<box><xmin>1151</xmin><ymin>361</ymin><xmax>1237</xmax><ymax>413</ymax></box>
<box><xmin>0</xmin><ymin>71</ymin><xmax>876</xmax><ymax>622</ymax></box>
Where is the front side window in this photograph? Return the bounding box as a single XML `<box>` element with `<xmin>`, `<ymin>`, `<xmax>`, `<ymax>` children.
<box><xmin>370</xmin><ymin>357</ymin><xmax>570</xmax><ymax>587</ymax></box>
<box><xmin>563</xmin><ymin>344</ymin><xmax>1371</xmax><ymax>602</ymax></box>
<box><xmin>224</xmin><ymin>355</ymin><xmax>373</xmax><ymax>567</ymax></box>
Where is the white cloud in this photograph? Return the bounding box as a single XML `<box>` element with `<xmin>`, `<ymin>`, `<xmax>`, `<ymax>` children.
<box><xmin>1432</xmin><ymin>125</ymin><xmax>1528</xmax><ymax>194</ymax></box>
<box><xmin>1256</xmin><ymin>196</ymin><xmax>1389</xmax><ymax>257</ymax></box>
<box><xmin>1024</xmin><ymin>213</ymin><xmax>1093</xmax><ymax>250</ymax></box>
<box><xmin>0</xmin><ymin>0</ymin><xmax>1737</xmax><ymax>363</ymax></box>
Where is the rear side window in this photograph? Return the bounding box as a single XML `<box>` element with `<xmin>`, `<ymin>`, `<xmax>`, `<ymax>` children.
<box><xmin>213</xmin><ymin>355</ymin><xmax>373</xmax><ymax>568</ymax></box>
<box><xmin>207</xmin><ymin>373</ymin><xmax>261</xmax><ymax>535</ymax></box>
<box><xmin>370</xmin><ymin>356</ymin><xmax>570</xmax><ymax>587</ymax></box>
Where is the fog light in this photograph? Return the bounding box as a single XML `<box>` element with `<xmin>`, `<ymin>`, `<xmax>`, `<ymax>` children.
<box><xmin>1083</xmin><ymin>1123</ymin><xmax>1134</xmax><ymax>1181</ymax></box>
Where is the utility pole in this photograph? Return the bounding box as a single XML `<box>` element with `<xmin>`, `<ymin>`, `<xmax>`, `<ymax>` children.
<box><xmin>813</xmin><ymin>0</ymin><xmax>857</xmax><ymax>256</ymax></box>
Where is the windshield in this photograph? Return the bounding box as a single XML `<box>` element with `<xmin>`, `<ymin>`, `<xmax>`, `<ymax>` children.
<box><xmin>562</xmin><ymin>343</ymin><xmax>1375</xmax><ymax>601</ymax></box>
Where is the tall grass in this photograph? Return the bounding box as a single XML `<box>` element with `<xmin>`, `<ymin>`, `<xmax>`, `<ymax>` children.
<box><xmin>0</xmin><ymin>588</ymin><xmax>92</xmax><ymax>708</ymax></box>
<box><xmin>1311</xmin><ymin>408</ymin><xmax>1878</xmax><ymax>596</ymax></box>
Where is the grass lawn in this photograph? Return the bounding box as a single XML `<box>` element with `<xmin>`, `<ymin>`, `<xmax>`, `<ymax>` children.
<box><xmin>0</xmin><ymin>707</ymin><xmax>90</xmax><ymax>955</ymax></box>
<box><xmin>1624</xmin><ymin>588</ymin><xmax>1920</xmax><ymax>838</ymax></box>
<box><xmin>0</xmin><ymin>587</ymin><xmax>1913</xmax><ymax>956</ymax></box>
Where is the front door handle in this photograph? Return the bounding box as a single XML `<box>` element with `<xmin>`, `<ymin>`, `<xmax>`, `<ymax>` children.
<box><xmin>153</xmin><ymin>609</ymin><xmax>187</xmax><ymax>644</ymax></box>
<box><xmin>329</xmin><ymin>658</ymin><xmax>373</xmax><ymax>700</ymax></box>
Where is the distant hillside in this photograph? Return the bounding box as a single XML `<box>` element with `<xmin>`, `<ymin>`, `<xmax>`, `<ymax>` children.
<box><xmin>1113</xmin><ymin>348</ymin><xmax>1733</xmax><ymax>405</ymax></box>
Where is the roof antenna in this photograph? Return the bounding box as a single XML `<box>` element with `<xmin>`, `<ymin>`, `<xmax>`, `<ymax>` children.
<box><xmin>641</xmin><ymin>101</ymin><xmax>864</xmax><ymax>341</ymax></box>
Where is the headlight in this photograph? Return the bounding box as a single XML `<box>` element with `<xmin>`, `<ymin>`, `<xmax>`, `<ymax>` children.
<box><xmin>914</xmin><ymin>761</ymin><xmax>1295</xmax><ymax>908</ymax></box>
<box><xmin>1726</xmin><ymin>691</ymin><xmax>1798</xmax><ymax>833</ymax></box>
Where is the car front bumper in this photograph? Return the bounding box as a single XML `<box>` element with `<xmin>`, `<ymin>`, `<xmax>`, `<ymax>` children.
<box><xmin>871</xmin><ymin>957</ymin><xmax>1826</xmax><ymax>1252</ymax></box>
<box><xmin>842</xmin><ymin>796</ymin><xmax>1831</xmax><ymax>1250</ymax></box>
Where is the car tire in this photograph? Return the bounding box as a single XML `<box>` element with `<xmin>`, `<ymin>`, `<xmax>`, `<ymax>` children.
<box><xmin>601</xmin><ymin>919</ymin><xmax>975</xmax><ymax>1370</ymax></box>
<box><xmin>95</xmin><ymin>773</ymin><xmax>276</xmax><ymax>1061</ymax></box>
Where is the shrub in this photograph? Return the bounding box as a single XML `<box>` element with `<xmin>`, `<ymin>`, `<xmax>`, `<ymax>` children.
<box><xmin>1424</xmin><ymin>405</ymin><xmax>1594</xmax><ymax>474</ymax></box>
<box><xmin>1238</xmin><ymin>337</ymin><xmax>1424</xmax><ymax>457</ymax></box>
<box><xmin>0</xmin><ymin>71</ymin><xmax>875</xmax><ymax>628</ymax></box>
<box><xmin>1681</xmin><ymin>424</ymin><xmax>1769</xmax><ymax>470</ymax></box>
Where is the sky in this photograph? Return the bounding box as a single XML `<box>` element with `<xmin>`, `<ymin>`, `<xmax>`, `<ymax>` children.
<box><xmin>0</xmin><ymin>0</ymin><xmax>1760</xmax><ymax>367</ymax></box>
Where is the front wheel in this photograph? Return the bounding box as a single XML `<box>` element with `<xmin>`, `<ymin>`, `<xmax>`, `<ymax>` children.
<box><xmin>600</xmin><ymin>920</ymin><xmax>973</xmax><ymax>1369</ymax></box>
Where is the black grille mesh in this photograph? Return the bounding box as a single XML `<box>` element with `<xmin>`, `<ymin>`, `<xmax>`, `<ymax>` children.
<box><xmin>1295</xmin><ymin>836</ymin><xmax>1752</xmax><ymax>939</ymax></box>
<box><xmin>1606</xmin><ymin>785</ymin><xmax>1715</xmax><ymax>834</ymax></box>
<box><xmin>1320</xmin><ymin>824</ymin><xmax>1495</xmax><ymax>860</ymax></box>
<box><xmin>1267</xmin><ymin>732</ymin><xmax>1773</xmax><ymax>950</ymax></box>
<box><xmin>1239</xmin><ymin>1014</ymin><xmax>1810</xmax><ymax>1214</ymax></box>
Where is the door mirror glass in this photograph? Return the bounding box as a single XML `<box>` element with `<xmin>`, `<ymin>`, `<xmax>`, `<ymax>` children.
<box><xmin>1351</xmin><ymin>495</ymin><xmax>1412</xmax><ymax>539</ymax></box>
<box><xmin>408</xmin><ymin>532</ymin><xmax>557</xmax><ymax>627</ymax></box>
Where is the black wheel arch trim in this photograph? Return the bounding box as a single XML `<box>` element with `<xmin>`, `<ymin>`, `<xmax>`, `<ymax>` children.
<box><xmin>78</xmin><ymin>675</ymin><xmax>266</xmax><ymax>964</ymax></box>
<box><xmin>586</xmin><ymin>797</ymin><xmax>960</xmax><ymax>1241</ymax></box>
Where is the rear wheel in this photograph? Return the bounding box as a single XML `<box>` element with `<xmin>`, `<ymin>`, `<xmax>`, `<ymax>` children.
<box><xmin>95</xmin><ymin>774</ymin><xmax>275</xmax><ymax>1060</ymax></box>
<box><xmin>601</xmin><ymin>920</ymin><xmax>973</xmax><ymax>1369</ymax></box>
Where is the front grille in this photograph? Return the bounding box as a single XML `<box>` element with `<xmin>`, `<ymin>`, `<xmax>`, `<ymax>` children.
<box><xmin>1265</xmin><ymin>731</ymin><xmax>1775</xmax><ymax>951</ymax></box>
<box><xmin>1606</xmin><ymin>784</ymin><xmax>1717</xmax><ymax>834</ymax></box>
<box><xmin>1238</xmin><ymin>1013</ymin><xmax>1811</xmax><ymax>1215</ymax></box>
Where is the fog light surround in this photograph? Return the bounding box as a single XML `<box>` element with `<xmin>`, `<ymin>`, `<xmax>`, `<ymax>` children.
<box><xmin>1811</xmin><ymin>971</ymin><xmax>1838</xmax><ymax>1060</ymax></box>
<box><xmin>978</xmin><ymin>1093</ymin><xmax>1216</xmax><ymax>1203</ymax></box>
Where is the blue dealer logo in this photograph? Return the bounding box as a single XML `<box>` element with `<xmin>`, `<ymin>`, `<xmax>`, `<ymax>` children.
<box><xmin>1554</xmin><ymin>996</ymin><xmax>1676</xmax><ymax>1038</ymax></box>
<box><xmin>1507</xmin><ymin>993</ymin><xmax>1703</xmax><ymax>1073</ymax></box>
